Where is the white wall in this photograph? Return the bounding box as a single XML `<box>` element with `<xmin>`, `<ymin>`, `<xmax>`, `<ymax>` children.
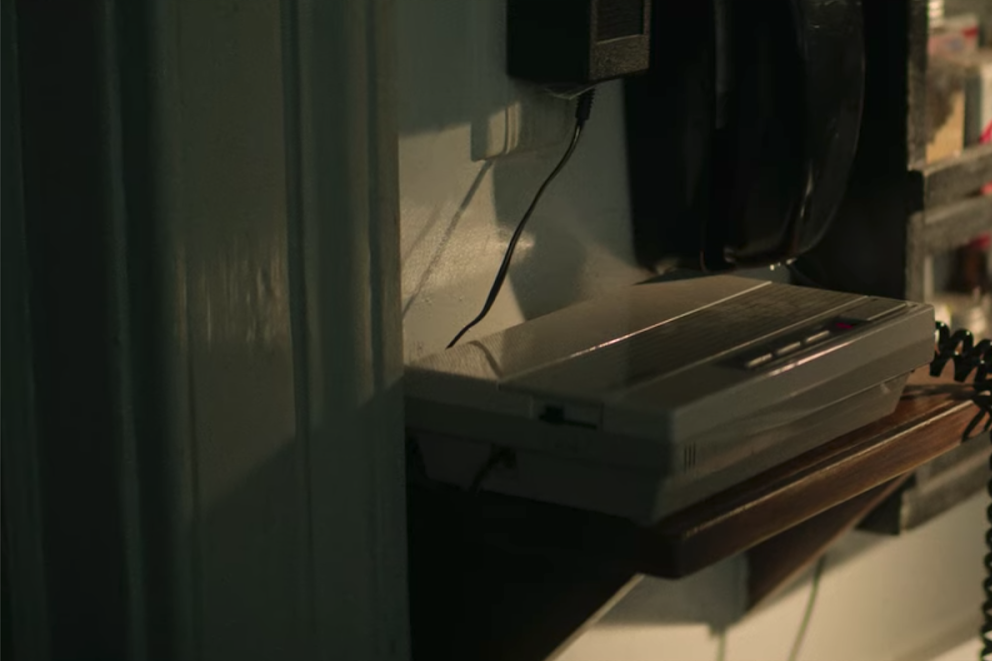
<box><xmin>556</xmin><ymin>492</ymin><xmax>986</xmax><ymax>661</ymax></box>
<box><xmin>396</xmin><ymin>3</ymin><xmax>987</xmax><ymax>660</ymax></box>
<box><xmin>397</xmin><ymin>0</ymin><xmax>650</xmax><ymax>361</ymax></box>
<box><xmin>135</xmin><ymin>1</ymin><xmax>408</xmax><ymax>658</ymax></box>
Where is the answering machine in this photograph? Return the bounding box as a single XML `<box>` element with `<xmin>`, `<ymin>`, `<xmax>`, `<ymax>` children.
<box><xmin>406</xmin><ymin>276</ymin><xmax>934</xmax><ymax>524</ymax></box>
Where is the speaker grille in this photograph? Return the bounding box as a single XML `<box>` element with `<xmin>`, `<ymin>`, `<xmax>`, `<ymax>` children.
<box><xmin>596</xmin><ymin>0</ymin><xmax>645</xmax><ymax>41</ymax></box>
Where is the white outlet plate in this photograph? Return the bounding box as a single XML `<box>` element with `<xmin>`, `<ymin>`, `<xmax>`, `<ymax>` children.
<box><xmin>469</xmin><ymin>0</ymin><xmax>573</xmax><ymax>161</ymax></box>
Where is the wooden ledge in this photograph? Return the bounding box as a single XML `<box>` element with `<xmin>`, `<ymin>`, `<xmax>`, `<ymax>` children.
<box><xmin>642</xmin><ymin>376</ymin><xmax>977</xmax><ymax>578</ymax></box>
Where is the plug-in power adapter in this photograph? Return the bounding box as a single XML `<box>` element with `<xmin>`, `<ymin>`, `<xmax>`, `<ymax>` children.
<box><xmin>507</xmin><ymin>0</ymin><xmax>651</xmax><ymax>89</ymax></box>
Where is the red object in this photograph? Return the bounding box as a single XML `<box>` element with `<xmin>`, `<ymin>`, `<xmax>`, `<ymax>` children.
<box><xmin>982</xmin><ymin>122</ymin><xmax>992</xmax><ymax>195</ymax></box>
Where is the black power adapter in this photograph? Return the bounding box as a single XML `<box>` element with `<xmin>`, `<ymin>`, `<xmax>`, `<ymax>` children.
<box><xmin>507</xmin><ymin>0</ymin><xmax>651</xmax><ymax>90</ymax></box>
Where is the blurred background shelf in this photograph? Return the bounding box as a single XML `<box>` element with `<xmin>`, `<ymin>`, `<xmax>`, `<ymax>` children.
<box><xmin>803</xmin><ymin>0</ymin><xmax>992</xmax><ymax>304</ymax></box>
<box><xmin>910</xmin><ymin>193</ymin><xmax>992</xmax><ymax>256</ymax></box>
<box><xmin>912</xmin><ymin>142</ymin><xmax>992</xmax><ymax>209</ymax></box>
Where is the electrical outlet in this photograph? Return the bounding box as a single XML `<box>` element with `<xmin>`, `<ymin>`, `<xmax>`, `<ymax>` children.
<box><xmin>469</xmin><ymin>0</ymin><xmax>573</xmax><ymax>161</ymax></box>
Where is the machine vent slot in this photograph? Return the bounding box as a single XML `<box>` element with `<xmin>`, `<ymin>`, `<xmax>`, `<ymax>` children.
<box><xmin>683</xmin><ymin>444</ymin><xmax>697</xmax><ymax>471</ymax></box>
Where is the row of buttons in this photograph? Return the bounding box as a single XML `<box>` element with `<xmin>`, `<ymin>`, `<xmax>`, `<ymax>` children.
<box><xmin>739</xmin><ymin>299</ymin><xmax>907</xmax><ymax>371</ymax></box>
<box><xmin>743</xmin><ymin>328</ymin><xmax>834</xmax><ymax>370</ymax></box>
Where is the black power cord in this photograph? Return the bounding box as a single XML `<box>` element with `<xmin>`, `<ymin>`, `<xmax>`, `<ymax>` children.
<box><xmin>468</xmin><ymin>446</ymin><xmax>516</xmax><ymax>493</ymax></box>
<box><xmin>929</xmin><ymin>322</ymin><xmax>992</xmax><ymax>659</ymax></box>
<box><xmin>446</xmin><ymin>89</ymin><xmax>596</xmax><ymax>349</ymax></box>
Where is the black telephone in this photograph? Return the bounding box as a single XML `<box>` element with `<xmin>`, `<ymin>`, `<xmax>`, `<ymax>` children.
<box><xmin>625</xmin><ymin>0</ymin><xmax>865</xmax><ymax>272</ymax></box>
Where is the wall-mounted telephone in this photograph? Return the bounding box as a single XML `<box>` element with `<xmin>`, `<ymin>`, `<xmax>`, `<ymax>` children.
<box><xmin>625</xmin><ymin>0</ymin><xmax>865</xmax><ymax>272</ymax></box>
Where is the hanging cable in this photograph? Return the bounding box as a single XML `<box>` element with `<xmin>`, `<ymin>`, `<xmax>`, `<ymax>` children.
<box><xmin>929</xmin><ymin>321</ymin><xmax>992</xmax><ymax>658</ymax></box>
<box><xmin>446</xmin><ymin>89</ymin><xmax>596</xmax><ymax>349</ymax></box>
<box><xmin>787</xmin><ymin>555</ymin><xmax>827</xmax><ymax>661</ymax></box>
<box><xmin>714</xmin><ymin>628</ymin><xmax>727</xmax><ymax>661</ymax></box>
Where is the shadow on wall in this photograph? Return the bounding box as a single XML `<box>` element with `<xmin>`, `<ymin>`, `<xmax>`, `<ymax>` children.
<box><xmin>596</xmin><ymin>560</ymin><xmax>747</xmax><ymax>631</ymax></box>
<box><xmin>396</xmin><ymin>0</ymin><xmax>648</xmax><ymax>340</ymax></box>
<box><xmin>487</xmin><ymin>140</ymin><xmax>603</xmax><ymax>322</ymax></box>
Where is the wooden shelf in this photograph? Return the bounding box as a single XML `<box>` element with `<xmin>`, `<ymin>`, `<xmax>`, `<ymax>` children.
<box><xmin>859</xmin><ymin>429</ymin><xmax>989</xmax><ymax>535</ymax></box>
<box><xmin>408</xmin><ymin>372</ymin><xmax>981</xmax><ymax>661</ymax></box>
<box><xmin>746</xmin><ymin>475</ymin><xmax>911</xmax><ymax>609</ymax></box>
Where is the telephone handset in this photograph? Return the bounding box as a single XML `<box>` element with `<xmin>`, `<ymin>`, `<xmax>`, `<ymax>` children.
<box><xmin>625</xmin><ymin>0</ymin><xmax>865</xmax><ymax>272</ymax></box>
